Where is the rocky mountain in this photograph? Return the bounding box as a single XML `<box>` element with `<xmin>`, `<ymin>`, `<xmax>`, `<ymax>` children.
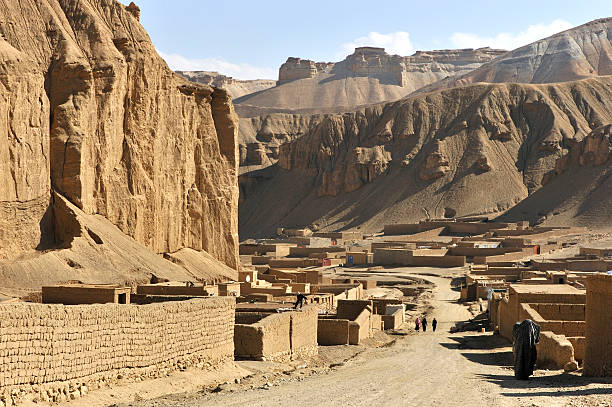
<box><xmin>234</xmin><ymin>47</ymin><xmax>506</xmax><ymax>111</ymax></box>
<box><xmin>0</xmin><ymin>0</ymin><xmax>239</xmax><ymax>290</ymax></box>
<box><xmin>239</xmin><ymin>76</ymin><xmax>612</xmax><ymax>237</ymax></box>
<box><xmin>177</xmin><ymin>71</ymin><xmax>276</xmax><ymax>99</ymax></box>
<box><xmin>418</xmin><ymin>17</ymin><xmax>612</xmax><ymax>94</ymax></box>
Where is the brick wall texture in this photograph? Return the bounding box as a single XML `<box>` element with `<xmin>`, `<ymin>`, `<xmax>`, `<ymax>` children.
<box><xmin>0</xmin><ymin>298</ymin><xmax>235</xmax><ymax>392</ymax></box>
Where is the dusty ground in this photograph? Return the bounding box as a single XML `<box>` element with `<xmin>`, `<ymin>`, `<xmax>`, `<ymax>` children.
<box><xmin>102</xmin><ymin>266</ymin><xmax>611</xmax><ymax>407</ymax></box>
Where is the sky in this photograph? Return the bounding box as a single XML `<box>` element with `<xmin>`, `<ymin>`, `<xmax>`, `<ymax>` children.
<box><xmin>125</xmin><ymin>0</ymin><xmax>611</xmax><ymax>80</ymax></box>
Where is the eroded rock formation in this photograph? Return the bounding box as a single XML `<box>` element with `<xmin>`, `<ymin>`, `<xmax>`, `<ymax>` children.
<box><xmin>0</xmin><ymin>0</ymin><xmax>239</xmax><ymax>285</ymax></box>
<box><xmin>240</xmin><ymin>77</ymin><xmax>612</xmax><ymax>237</ymax></box>
<box><xmin>177</xmin><ymin>71</ymin><xmax>275</xmax><ymax>99</ymax></box>
<box><xmin>235</xmin><ymin>47</ymin><xmax>506</xmax><ymax>111</ymax></box>
<box><xmin>418</xmin><ymin>18</ymin><xmax>612</xmax><ymax>94</ymax></box>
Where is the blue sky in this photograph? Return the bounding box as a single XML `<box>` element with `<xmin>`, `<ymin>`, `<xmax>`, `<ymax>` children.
<box><xmin>126</xmin><ymin>0</ymin><xmax>611</xmax><ymax>79</ymax></box>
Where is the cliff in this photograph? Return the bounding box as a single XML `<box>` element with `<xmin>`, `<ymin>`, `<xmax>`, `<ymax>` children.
<box><xmin>418</xmin><ymin>17</ymin><xmax>612</xmax><ymax>94</ymax></box>
<box><xmin>0</xmin><ymin>0</ymin><xmax>239</xmax><ymax>289</ymax></box>
<box><xmin>234</xmin><ymin>47</ymin><xmax>506</xmax><ymax>111</ymax></box>
<box><xmin>177</xmin><ymin>71</ymin><xmax>276</xmax><ymax>99</ymax></box>
<box><xmin>239</xmin><ymin>76</ymin><xmax>612</xmax><ymax>237</ymax></box>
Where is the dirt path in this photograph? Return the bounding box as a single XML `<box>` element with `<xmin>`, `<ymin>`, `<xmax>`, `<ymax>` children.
<box><xmin>119</xmin><ymin>271</ymin><xmax>612</xmax><ymax>407</ymax></box>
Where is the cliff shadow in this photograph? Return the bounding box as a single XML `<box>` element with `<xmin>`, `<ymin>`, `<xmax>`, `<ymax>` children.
<box><xmin>36</xmin><ymin>192</ymin><xmax>81</xmax><ymax>251</ymax></box>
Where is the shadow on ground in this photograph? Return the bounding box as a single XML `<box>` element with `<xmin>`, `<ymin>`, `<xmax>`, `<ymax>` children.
<box><xmin>476</xmin><ymin>373</ymin><xmax>612</xmax><ymax>397</ymax></box>
<box><xmin>440</xmin><ymin>333</ymin><xmax>513</xmax><ymax>367</ymax></box>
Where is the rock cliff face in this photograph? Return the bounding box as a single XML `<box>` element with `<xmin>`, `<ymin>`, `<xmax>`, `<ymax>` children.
<box><xmin>0</xmin><ymin>0</ymin><xmax>239</xmax><ymax>285</ymax></box>
<box><xmin>418</xmin><ymin>18</ymin><xmax>612</xmax><ymax>94</ymax></box>
<box><xmin>235</xmin><ymin>47</ymin><xmax>506</xmax><ymax>111</ymax></box>
<box><xmin>239</xmin><ymin>76</ymin><xmax>612</xmax><ymax>237</ymax></box>
<box><xmin>177</xmin><ymin>71</ymin><xmax>275</xmax><ymax>99</ymax></box>
<box><xmin>237</xmin><ymin>113</ymin><xmax>325</xmax><ymax>168</ymax></box>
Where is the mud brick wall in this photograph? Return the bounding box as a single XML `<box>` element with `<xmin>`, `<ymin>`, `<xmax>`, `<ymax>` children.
<box><xmin>234</xmin><ymin>312</ymin><xmax>291</xmax><ymax>361</ymax></box>
<box><xmin>498</xmin><ymin>298</ymin><xmax>516</xmax><ymax>340</ymax></box>
<box><xmin>530</xmin><ymin>303</ymin><xmax>585</xmax><ymax>321</ymax></box>
<box><xmin>373</xmin><ymin>248</ymin><xmax>413</xmax><ymax>265</ymax></box>
<box><xmin>519</xmin><ymin>304</ymin><xmax>586</xmax><ymax>337</ymax></box>
<box><xmin>290</xmin><ymin>305</ymin><xmax>318</xmax><ymax>359</ymax></box>
<box><xmin>410</xmin><ymin>255</ymin><xmax>466</xmax><ymax>267</ymax></box>
<box><xmin>337</xmin><ymin>300</ymin><xmax>372</xmax><ymax>321</ymax></box>
<box><xmin>584</xmin><ymin>274</ymin><xmax>612</xmax><ymax>377</ymax></box>
<box><xmin>136</xmin><ymin>285</ymin><xmax>207</xmax><ymax>296</ymax></box>
<box><xmin>382</xmin><ymin>309</ymin><xmax>403</xmax><ymax>330</ymax></box>
<box><xmin>317</xmin><ymin>318</ymin><xmax>350</xmax><ymax>345</ymax></box>
<box><xmin>349</xmin><ymin>308</ymin><xmax>372</xmax><ymax>345</ymax></box>
<box><xmin>536</xmin><ymin>331</ymin><xmax>577</xmax><ymax>370</ymax></box>
<box><xmin>568</xmin><ymin>336</ymin><xmax>585</xmax><ymax>362</ymax></box>
<box><xmin>0</xmin><ymin>298</ymin><xmax>235</xmax><ymax>392</ymax></box>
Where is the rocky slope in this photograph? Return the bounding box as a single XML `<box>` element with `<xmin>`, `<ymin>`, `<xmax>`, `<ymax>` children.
<box><xmin>239</xmin><ymin>76</ymin><xmax>612</xmax><ymax>237</ymax></box>
<box><xmin>234</xmin><ymin>47</ymin><xmax>506</xmax><ymax>111</ymax></box>
<box><xmin>177</xmin><ymin>71</ymin><xmax>275</xmax><ymax>99</ymax></box>
<box><xmin>418</xmin><ymin>17</ymin><xmax>612</xmax><ymax>94</ymax></box>
<box><xmin>0</xmin><ymin>0</ymin><xmax>239</xmax><ymax>289</ymax></box>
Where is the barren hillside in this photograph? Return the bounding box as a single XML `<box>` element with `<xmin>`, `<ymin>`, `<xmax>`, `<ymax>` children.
<box><xmin>417</xmin><ymin>17</ymin><xmax>612</xmax><ymax>94</ymax></box>
<box><xmin>234</xmin><ymin>47</ymin><xmax>505</xmax><ymax>111</ymax></box>
<box><xmin>0</xmin><ymin>0</ymin><xmax>239</xmax><ymax>289</ymax></box>
<box><xmin>239</xmin><ymin>77</ymin><xmax>612</xmax><ymax>238</ymax></box>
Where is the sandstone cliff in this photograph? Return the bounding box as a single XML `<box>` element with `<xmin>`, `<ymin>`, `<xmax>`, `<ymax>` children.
<box><xmin>234</xmin><ymin>47</ymin><xmax>506</xmax><ymax>111</ymax></box>
<box><xmin>239</xmin><ymin>77</ymin><xmax>612</xmax><ymax>237</ymax></box>
<box><xmin>177</xmin><ymin>71</ymin><xmax>276</xmax><ymax>99</ymax></box>
<box><xmin>418</xmin><ymin>17</ymin><xmax>612</xmax><ymax>94</ymax></box>
<box><xmin>0</xmin><ymin>0</ymin><xmax>239</xmax><ymax>288</ymax></box>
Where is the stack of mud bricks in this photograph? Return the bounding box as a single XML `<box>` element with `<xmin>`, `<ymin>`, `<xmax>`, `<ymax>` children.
<box><xmin>0</xmin><ymin>298</ymin><xmax>235</xmax><ymax>393</ymax></box>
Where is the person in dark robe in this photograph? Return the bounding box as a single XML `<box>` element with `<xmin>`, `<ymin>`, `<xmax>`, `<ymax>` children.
<box><xmin>422</xmin><ymin>316</ymin><xmax>428</xmax><ymax>332</ymax></box>
<box><xmin>512</xmin><ymin>319</ymin><xmax>541</xmax><ymax>380</ymax></box>
<box><xmin>293</xmin><ymin>292</ymin><xmax>307</xmax><ymax>309</ymax></box>
<box><xmin>432</xmin><ymin>318</ymin><xmax>438</xmax><ymax>332</ymax></box>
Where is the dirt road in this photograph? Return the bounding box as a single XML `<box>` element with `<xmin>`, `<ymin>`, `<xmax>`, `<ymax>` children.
<box><xmin>121</xmin><ymin>271</ymin><xmax>612</xmax><ymax>407</ymax></box>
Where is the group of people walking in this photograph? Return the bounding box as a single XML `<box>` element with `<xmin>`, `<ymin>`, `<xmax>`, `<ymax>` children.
<box><xmin>415</xmin><ymin>316</ymin><xmax>437</xmax><ymax>332</ymax></box>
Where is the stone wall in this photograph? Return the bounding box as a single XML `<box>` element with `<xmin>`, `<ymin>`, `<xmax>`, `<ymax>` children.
<box><xmin>0</xmin><ymin>298</ymin><xmax>235</xmax><ymax>400</ymax></box>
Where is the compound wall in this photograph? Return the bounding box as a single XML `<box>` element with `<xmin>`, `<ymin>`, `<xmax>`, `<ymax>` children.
<box><xmin>0</xmin><ymin>298</ymin><xmax>235</xmax><ymax>394</ymax></box>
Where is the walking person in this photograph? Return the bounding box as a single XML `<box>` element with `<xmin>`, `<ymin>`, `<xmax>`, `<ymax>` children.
<box><xmin>422</xmin><ymin>316</ymin><xmax>428</xmax><ymax>332</ymax></box>
<box><xmin>432</xmin><ymin>318</ymin><xmax>438</xmax><ymax>332</ymax></box>
<box><xmin>415</xmin><ymin>316</ymin><xmax>421</xmax><ymax>332</ymax></box>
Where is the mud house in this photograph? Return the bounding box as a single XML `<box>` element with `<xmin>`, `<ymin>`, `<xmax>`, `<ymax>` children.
<box><xmin>42</xmin><ymin>284</ymin><xmax>131</xmax><ymax>305</ymax></box>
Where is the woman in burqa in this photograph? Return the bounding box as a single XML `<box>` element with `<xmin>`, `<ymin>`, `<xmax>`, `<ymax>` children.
<box><xmin>512</xmin><ymin>319</ymin><xmax>541</xmax><ymax>379</ymax></box>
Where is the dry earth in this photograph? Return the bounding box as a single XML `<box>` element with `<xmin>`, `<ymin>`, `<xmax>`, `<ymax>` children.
<box><xmin>102</xmin><ymin>266</ymin><xmax>611</xmax><ymax>407</ymax></box>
